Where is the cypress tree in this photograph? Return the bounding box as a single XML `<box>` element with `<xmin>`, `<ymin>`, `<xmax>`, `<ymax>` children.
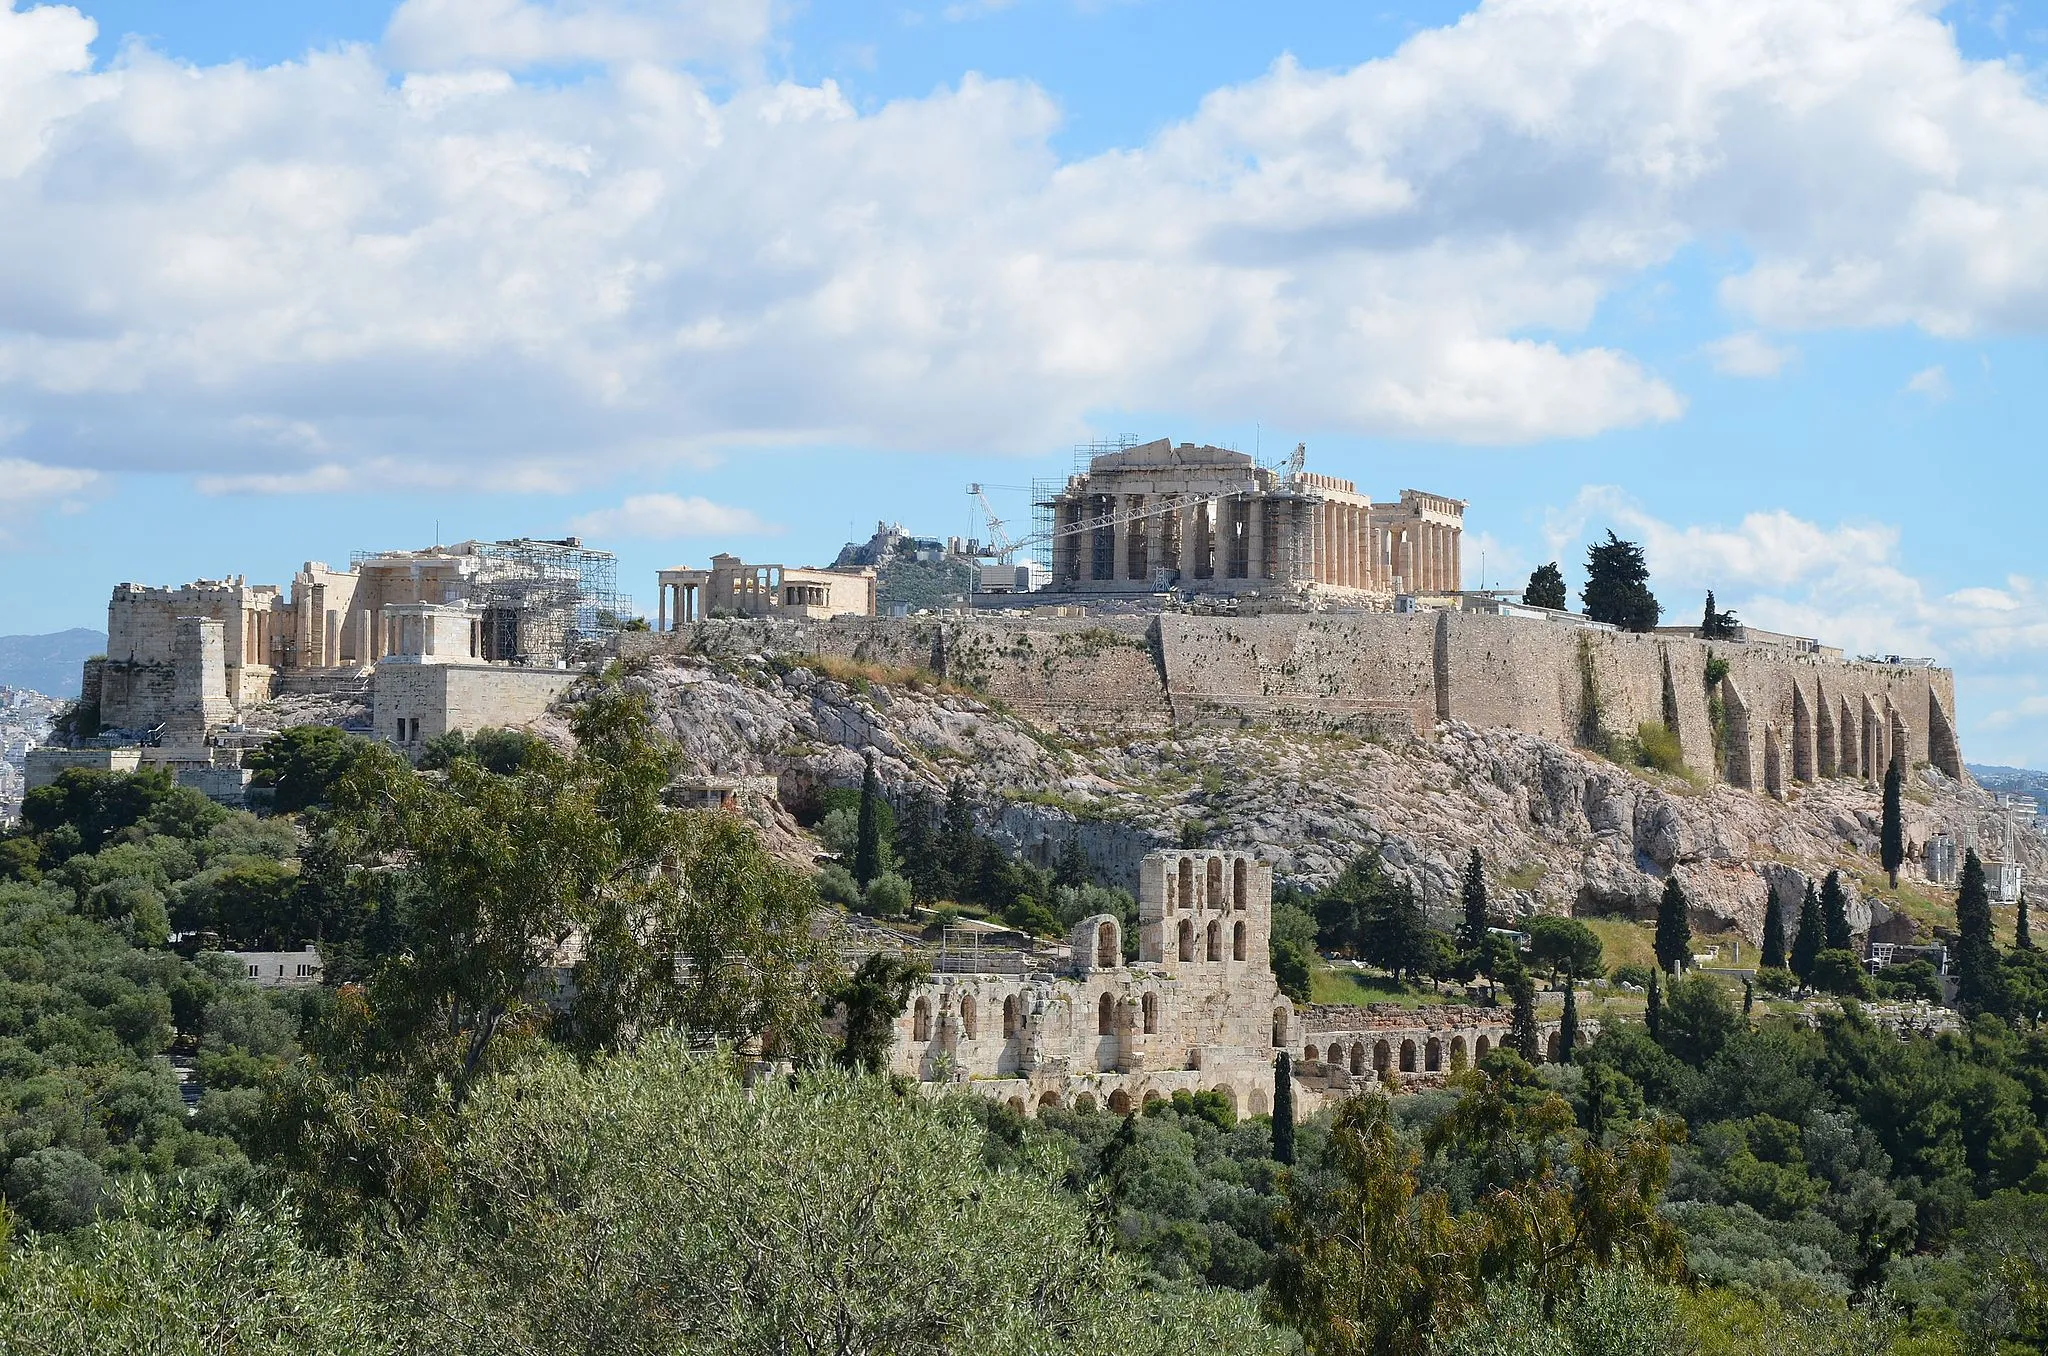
<box><xmin>1458</xmin><ymin>849</ymin><xmax>1489</xmax><ymax>954</ymax></box>
<box><xmin>1881</xmin><ymin>757</ymin><xmax>1906</xmax><ymax>888</ymax></box>
<box><xmin>1791</xmin><ymin>882</ymin><xmax>1824</xmax><ymax>985</ymax></box>
<box><xmin>1646</xmin><ymin>970</ymin><xmax>1662</xmax><ymax>1042</ymax></box>
<box><xmin>1957</xmin><ymin>849</ymin><xmax>2005</xmax><ymax>1017</ymax></box>
<box><xmin>1821</xmin><ymin>870</ymin><xmax>1852</xmax><ymax>952</ymax></box>
<box><xmin>2020</xmin><ymin>894</ymin><xmax>2035</xmax><ymax>952</ymax></box>
<box><xmin>940</xmin><ymin>778</ymin><xmax>976</xmax><ymax>900</ymax></box>
<box><xmin>1761</xmin><ymin>884</ymin><xmax>1788</xmax><ymax>971</ymax></box>
<box><xmin>1655</xmin><ymin>875</ymin><xmax>1692</xmax><ymax>974</ymax></box>
<box><xmin>1743</xmin><ymin>978</ymin><xmax>1754</xmax><ymax>1016</ymax></box>
<box><xmin>1558</xmin><ymin>978</ymin><xmax>1579</xmax><ymax>1062</ymax></box>
<box><xmin>1510</xmin><ymin>971</ymin><xmax>1540</xmax><ymax>1062</ymax></box>
<box><xmin>895</xmin><ymin>786</ymin><xmax>938</xmax><ymax>903</ymax></box>
<box><xmin>854</xmin><ymin>751</ymin><xmax>883</xmax><ymax>887</ymax></box>
<box><xmin>1272</xmin><ymin>1053</ymin><xmax>1296</xmax><ymax>1166</ymax></box>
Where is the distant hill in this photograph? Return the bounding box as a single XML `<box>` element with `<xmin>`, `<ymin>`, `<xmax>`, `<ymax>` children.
<box><xmin>0</xmin><ymin>628</ymin><xmax>104</xmax><ymax>699</ymax></box>
<box><xmin>1968</xmin><ymin>764</ymin><xmax>2048</xmax><ymax>798</ymax></box>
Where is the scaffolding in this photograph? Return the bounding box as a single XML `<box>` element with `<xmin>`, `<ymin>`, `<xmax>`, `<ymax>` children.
<box><xmin>350</xmin><ymin>537</ymin><xmax>632</xmax><ymax>666</ymax></box>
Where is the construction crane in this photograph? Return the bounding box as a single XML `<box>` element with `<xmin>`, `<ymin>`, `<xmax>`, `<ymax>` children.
<box><xmin>965</xmin><ymin>483</ymin><xmax>1024</xmax><ymax>563</ymax></box>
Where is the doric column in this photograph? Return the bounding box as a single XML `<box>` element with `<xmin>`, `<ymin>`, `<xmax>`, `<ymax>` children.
<box><xmin>1247</xmin><ymin>496</ymin><xmax>1265</xmax><ymax>582</ymax></box>
<box><xmin>1451</xmin><ymin>528</ymin><xmax>1463</xmax><ymax>592</ymax></box>
<box><xmin>1146</xmin><ymin>500</ymin><xmax>1164</xmax><ymax>582</ymax></box>
<box><xmin>1178</xmin><ymin>499</ymin><xmax>1200</xmax><ymax>582</ymax></box>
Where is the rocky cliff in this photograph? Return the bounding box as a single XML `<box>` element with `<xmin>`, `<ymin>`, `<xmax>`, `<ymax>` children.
<box><xmin>546</xmin><ymin>652</ymin><xmax>2042</xmax><ymax>946</ymax></box>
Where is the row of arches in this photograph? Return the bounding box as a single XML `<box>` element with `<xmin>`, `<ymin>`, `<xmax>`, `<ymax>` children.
<box><xmin>1175</xmin><ymin>917</ymin><xmax>1249</xmax><ymax>963</ymax></box>
<box><xmin>1303</xmin><ymin>1028</ymin><xmax>1574</xmax><ymax>1074</ymax></box>
<box><xmin>912</xmin><ymin>989</ymin><xmax>1171</xmax><ymax>1044</ymax></box>
<box><xmin>1003</xmin><ymin>1083</ymin><xmax>1271</xmax><ymax>1119</ymax></box>
<box><xmin>1165</xmin><ymin>855</ymin><xmax>1252</xmax><ymax>913</ymax></box>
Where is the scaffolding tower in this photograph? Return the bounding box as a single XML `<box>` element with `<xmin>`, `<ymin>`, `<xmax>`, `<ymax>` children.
<box><xmin>350</xmin><ymin>538</ymin><xmax>632</xmax><ymax>666</ymax></box>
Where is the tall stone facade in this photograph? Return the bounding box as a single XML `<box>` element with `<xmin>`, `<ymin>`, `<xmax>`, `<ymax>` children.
<box><xmin>1040</xmin><ymin>439</ymin><xmax>1465</xmax><ymax>599</ymax></box>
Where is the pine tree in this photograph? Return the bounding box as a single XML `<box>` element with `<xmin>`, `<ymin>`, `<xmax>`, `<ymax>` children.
<box><xmin>1582</xmin><ymin>532</ymin><xmax>1662</xmax><ymax>633</ymax></box>
<box><xmin>940</xmin><ymin>778</ymin><xmax>976</xmax><ymax>901</ymax></box>
<box><xmin>1363</xmin><ymin>885</ymin><xmax>1431</xmax><ymax>985</ymax></box>
<box><xmin>1646</xmin><ymin>970</ymin><xmax>1662</xmax><ymax>1042</ymax></box>
<box><xmin>1743</xmin><ymin>978</ymin><xmax>1754</xmax><ymax>1016</ymax></box>
<box><xmin>1458</xmin><ymin>849</ymin><xmax>1489</xmax><ymax>954</ymax></box>
<box><xmin>1054</xmin><ymin>834</ymin><xmax>1090</xmax><ymax>892</ymax></box>
<box><xmin>1761</xmin><ymin>884</ymin><xmax>1788</xmax><ymax>971</ymax></box>
<box><xmin>854</xmin><ymin>752</ymin><xmax>883</xmax><ymax>887</ymax></box>
<box><xmin>1273</xmin><ymin>1052</ymin><xmax>1296</xmax><ymax>1166</ymax></box>
<box><xmin>1558</xmin><ymin>978</ymin><xmax>1579</xmax><ymax>1062</ymax></box>
<box><xmin>1523</xmin><ymin>562</ymin><xmax>1567</xmax><ymax>610</ymax></box>
<box><xmin>896</xmin><ymin>786</ymin><xmax>940</xmax><ymax>903</ymax></box>
<box><xmin>1791</xmin><ymin>882</ymin><xmax>1824</xmax><ymax>985</ymax></box>
<box><xmin>1957</xmin><ymin>849</ymin><xmax>2005</xmax><ymax>1017</ymax></box>
<box><xmin>1510</xmin><ymin>971</ymin><xmax>1540</xmax><ymax>1062</ymax></box>
<box><xmin>2020</xmin><ymin>894</ymin><xmax>2035</xmax><ymax>951</ymax></box>
<box><xmin>1821</xmin><ymin>870</ymin><xmax>1852</xmax><ymax>952</ymax></box>
<box><xmin>1881</xmin><ymin>757</ymin><xmax>1905</xmax><ymax>889</ymax></box>
<box><xmin>1654</xmin><ymin>875</ymin><xmax>1692</xmax><ymax>974</ymax></box>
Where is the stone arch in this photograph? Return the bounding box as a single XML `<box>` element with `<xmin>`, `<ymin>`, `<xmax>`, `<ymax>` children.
<box><xmin>1003</xmin><ymin>995</ymin><xmax>1019</xmax><ymax>1038</ymax></box>
<box><xmin>1234</xmin><ymin>921</ymin><xmax>1249</xmax><ymax>962</ymax></box>
<box><xmin>1206</xmin><ymin>921</ymin><xmax>1222</xmax><ymax>961</ymax></box>
<box><xmin>1450</xmin><ymin>1035</ymin><xmax>1467</xmax><ymax>1071</ymax></box>
<box><xmin>1233</xmin><ymin>859</ymin><xmax>1248</xmax><ymax>910</ymax></box>
<box><xmin>1109</xmin><ymin>1088</ymin><xmax>1133</xmax><ymax>1115</ymax></box>
<box><xmin>1206</xmin><ymin>857</ymin><xmax>1224</xmax><ymax>907</ymax></box>
<box><xmin>913</xmin><ymin>997</ymin><xmax>932</xmax><ymax>1042</ymax></box>
<box><xmin>1425</xmin><ymin>1037</ymin><xmax>1442</xmax><ymax>1072</ymax></box>
<box><xmin>960</xmin><ymin>995</ymin><xmax>977</xmax><ymax>1040</ymax></box>
<box><xmin>1304</xmin><ymin>1043</ymin><xmax>1320</xmax><ymax>1066</ymax></box>
<box><xmin>1272</xmin><ymin>1007</ymin><xmax>1288</xmax><ymax>1047</ymax></box>
<box><xmin>1476</xmin><ymin>1034</ymin><xmax>1491</xmax><ymax>1059</ymax></box>
<box><xmin>1210</xmin><ymin>1084</ymin><xmax>1238</xmax><ymax>1114</ymax></box>
<box><xmin>1007</xmin><ymin>1095</ymin><xmax>1026</xmax><ymax>1115</ymax></box>
<box><xmin>1249</xmin><ymin>1088</ymin><xmax>1269</xmax><ymax>1116</ymax></box>
<box><xmin>1372</xmin><ymin>1039</ymin><xmax>1390</xmax><ymax>1073</ymax></box>
<box><xmin>1178</xmin><ymin>919</ymin><xmax>1195</xmax><ymax>962</ymax></box>
<box><xmin>1141</xmin><ymin>992</ymin><xmax>1158</xmax><ymax>1035</ymax></box>
<box><xmin>1038</xmin><ymin>1090</ymin><xmax>1061</xmax><ymax>1112</ymax></box>
<box><xmin>1096</xmin><ymin>919</ymin><xmax>1119</xmax><ymax>969</ymax></box>
<box><xmin>1142</xmin><ymin>1089</ymin><xmax>1165</xmax><ymax>1108</ymax></box>
<box><xmin>1838</xmin><ymin>696</ymin><xmax>1861</xmax><ymax>778</ymax></box>
<box><xmin>1399</xmin><ymin>1038</ymin><xmax>1417</xmax><ymax>1073</ymax></box>
<box><xmin>1816</xmin><ymin>684</ymin><xmax>1838</xmax><ymax>778</ymax></box>
<box><xmin>1178</xmin><ymin>857</ymin><xmax>1195</xmax><ymax>910</ymax></box>
<box><xmin>1792</xmin><ymin>684</ymin><xmax>1816</xmax><ymax>782</ymax></box>
<box><xmin>1074</xmin><ymin>1092</ymin><xmax>1097</xmax><ymax>1113</ymax></box>
<box><xmin>1350</xmin><ymin>1042</ymin><xmax>1366</xmax><ymax>1075</ymax></box>
<box><xmin>1097</xmin><ymin>992</ymin><xmax>1115</xmax><ymax>1036</ymax></box>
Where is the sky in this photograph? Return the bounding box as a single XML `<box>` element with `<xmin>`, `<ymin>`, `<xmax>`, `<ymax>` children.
<box><xmin>2</xmin><ymin>0</ymin><xmax>2047</xmax><ymax>764</ymax></box>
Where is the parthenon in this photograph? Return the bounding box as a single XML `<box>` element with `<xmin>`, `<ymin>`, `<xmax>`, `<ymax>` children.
<box><xmin>1041</xmin><ymin>439</ymin><xmax>1466</xmax><ymax>598</ymax></box>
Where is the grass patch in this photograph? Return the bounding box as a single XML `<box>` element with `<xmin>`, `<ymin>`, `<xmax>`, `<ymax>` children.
<box><xmin>1854</xmin><ymin>868</ymin><xmax>1952</xmax><ymax>939</ymax></box>
<box><xmin>1501</xmin><ymin>861</ymin><xmax>1548</xmax><ymax>893</ymax></box>
<box><xmin>1580</xmin><ymin>918</ymin><xmax>1659</xmax><ymax>973</ymax></box>
<box><xmin>1310</xmin><ymin>964</ymin><xmax>1454</xmax><ymax>1009</ymax></box>
<box><xmin>785</xmin><ymin>652</ymin><xmax>970</xmax><ymax>696</ymax></box>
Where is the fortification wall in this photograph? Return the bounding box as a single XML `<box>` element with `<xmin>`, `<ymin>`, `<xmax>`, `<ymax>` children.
<box><xmin>372</xmin><ymin>663</ymin><xmax>577</xmax><ymax>745</ymax></box>
<box><xmin>624</xmin><ymin>611</ymin><xmax>1963</xmax><ymax>783</ymax></box>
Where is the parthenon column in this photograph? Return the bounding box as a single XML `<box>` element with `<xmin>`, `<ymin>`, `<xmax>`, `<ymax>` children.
<box><xmin>1247</xmin><ymin>497</ymin><xmax>1265</xmax><ymax>581</ymax></box>
<box><xmin>1450</xmin><ymin>528</ymin><xmax>1462</xmax><ymax>592</ymax></box>
<box><xmin>1430</xmin><ymin>524</ymin><xmax>1444</xmax><ymax>592</ymax></box>
<box><xmin>1349</xmin><ymin>508</ymin><xmax>1363</xmax><ymax>589</ymax></box>
<box><xmin>1178</xmin><ymin>499</ymin><xmax>1200</xmax><ymax>582</ymax></box>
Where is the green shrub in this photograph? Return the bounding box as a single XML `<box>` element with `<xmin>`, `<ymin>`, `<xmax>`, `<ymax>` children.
<box><xmin>863</xmin><ymin>872</ymin><xmax>912</xmax><ymax>918</ymax></box>
<box><xmin>1632</xmin><ymin>721</ymin><xmax>1687</xmax><ymax>775</ymax></box>
<box><xmin>1753</xmin><ymin>966</ymin><xmax>1796</xmax><ymax>997</ymax></box>
<box><xmin>1810</xmin><ymin>949</ymin><xmax>1874</xmax><ymax>999</ymax></box>
<box><xmin>815</xmin><ymin>864</ymin><xmax>862</xmax><ymax>908</ymax></box>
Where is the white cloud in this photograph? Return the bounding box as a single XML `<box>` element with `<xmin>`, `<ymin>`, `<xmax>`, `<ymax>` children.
<box><xmin>569</xmin><ymin>493</ymin><xmax>773</xmax><ymax>539</ymax></box>
<box><xmin>1703</xmin><ymin>331</ymin><xmax>1798</xmax><ymax>378</ymax></box>
<box><xmin>0</xmin><ymin>455</ymin><xmax>96</xmax><ymax>546</ymax></box>
<box><xmin>0</xmin><ymin>0</ymin><xmax>2044</xmax><ymax>496</ymax></box>
<box><xmin>382</xmin><ymin>0</ymin><xmax>774</xmax><ymax>71</ymax></box>
<box><xmin>1906</xmin><ymin>364</ymin><xmax>1952</xmax><ymax>401</ymax></box>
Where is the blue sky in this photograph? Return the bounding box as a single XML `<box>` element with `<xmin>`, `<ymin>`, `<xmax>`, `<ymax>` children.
<box><xmin>3</xmin><ymin>0</ymin><xmax>2048</xmax><ymax>765</ymax></box>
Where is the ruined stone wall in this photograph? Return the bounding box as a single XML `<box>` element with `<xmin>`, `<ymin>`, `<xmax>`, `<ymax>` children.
<box><xmin>371</xmin><ymin>663</ymin><xmax>577</xmax><ymax>746</ymax></box>
<box><xmin>1156</xmin><ymin>613</ymin><xmax>1438</xmax><ymax>735</ymax></box>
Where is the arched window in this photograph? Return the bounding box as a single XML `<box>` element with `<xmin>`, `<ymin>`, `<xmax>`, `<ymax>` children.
<box><xmin>1304</xmin><ymin>1044</ymin><xmax>1319</xmax><ymax>1067</ymax></box>
<box><xmin>1233</xmin><ymin>858</ymin><xmax>1248</xmax><ymax>910</ymax></box>
<box><xmin>1074</xmin><ymin>1092</ymin><xmax>1097</xmax><ymax>1113</ymax></box>
<box><xmin>1109</xmin><ymin>1089</ymin><xmax>1133</xmax><ymax>1115</ymax></box>
<box><xmin>1350</xmin><ymin>1042</ymin><xmax>1365</xmax><ymax>1075</ymax></box>
<box><xmin>1206</xmin><ymin>921</ymin><xmax>1222</xmax><ymax>961</ymax></box>
<box><xmin>1249</xmin><ymin>1088</ymin><xmax>1269</xmax><ymax>1116</ymax></box>
<box><xmin>1142</xmin><ymin>1090</ymin><xmax>1164</xmax><ymax>1109</ymax></box>
<box><xmin>1272</xmin><ymin>1008</ymin><xmax>1287</xmax><ymax>1047</ymax></box>
<box><xmin>1098</xmin><ymin>992</ymin><xmax>1115</xmax><ymax>1036</ymax></box>
<box><xmin>1399</xmin><ymin>1039</ymin><xmax>1416</xmax><ymax>1073</ymax></box>
<box><xmin>1546</xmin><ymin>1030</ymin><xmax>1560</xmax><ymax>1063</ymax></box>
<box><xmin>1425</xmin><ymin>1037</ymin><xmax>1441</xmax><ymax>1072</ymax></box>
<box><xmin>1007</xmin><ymin>1096</ymin><xmax>1026</xmax><ymax>1115</ymax></box>
<box><xmin>1373</xmin><ymin>1039</ymin><xmax>1390</xmax><ymax>1073</ymax></box>
<box><xmin>1178</xmin><ymin>920</ymin><xmax>1195</xmax><ymax>962</ymax></box>
<box><xmin>913</xmin><ymin>997</ymin><xmax>931</xmax><ymax>1042</ymax></box>
<box><xmin>1097</xmin><ymin>920</ymin><xmax>1118</xmax><ymax>968</ymax></box>
<box><xmin>1476</xmin><ymin>1034</ymin><xmax>1491</xmax><ymax>1059</ymax></box>
<box><xmin>1233</xmin><ymin>921</ymin><xmax>1248</xmax><ymax>961</ymax></box>
<box><xmin>1141</xmin><ymin>993</ymin><xmax>1158</xmax><ymax>1034</ymax></box>
<box><xmin>1450</xmin><ymin>1036</ymin><xmax>1467</xmax><ymax>1071</ymax></box>
<box><xmin>1177</xmin><ymin>857</ymin><xmax>1195</xmax><ymax>910</ymax></box>
<box><xmin>1002</xmin><ymin>995</ymin><xmax>1019</xmax><ymax>1038</ymax></box>
<box><xmin>1038</xmin><ymin>1090</ymin><xmax>1061</xmax><ymax>1112</ymax></box>
<box><xmin>1206</xmin><ymin>857</ymin><xmax>1224</xmax><ymax>908</ymax></box>
<box><xmin>960</xmin><ymin>995</ymin><xmax>977</xmax><ymax>1040</ymax></box>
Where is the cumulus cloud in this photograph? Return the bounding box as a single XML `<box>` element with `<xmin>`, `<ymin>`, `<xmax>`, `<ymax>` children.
<box><xmin>569</xmin><ymin>493</ymin><xmax>773</xmax><ymax>539</ymax></box>
<box><xmin>0</xmin><ymin>0</ymin><xmax>2044</xmax><ymax>504</ymax></box>
<box><xmin>1906</xmin><ymin>364</ymin><xmax>1952</xmax><ymax>401</ymax></box>
<box><xmin>0</xmin><ymin>455</ymin><xmax>96</xmax><ymax>546</ymax></box>
<box><xmin>1703</xmin><ymin>332</ymin><xmax>1798</xmax><ymax>378</ymax></box>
